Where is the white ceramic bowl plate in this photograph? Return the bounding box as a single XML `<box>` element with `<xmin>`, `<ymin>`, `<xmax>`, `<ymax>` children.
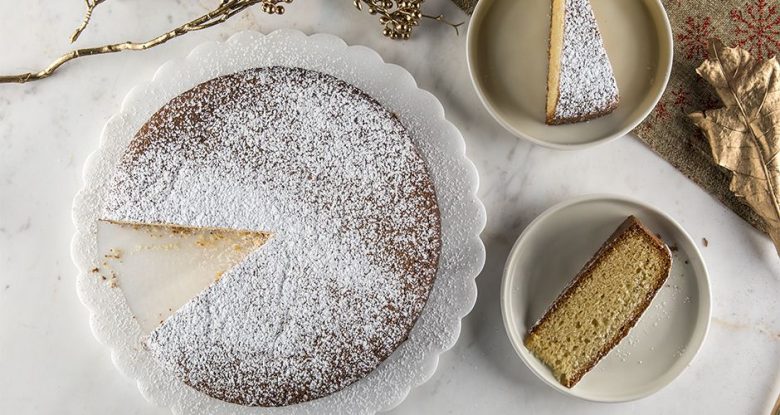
<box><xmin>502</xmin><ymin>195</ymin><xmax>710</xmax><ymax>401</ymax></box>
<box><xmin>467</xmin><ymin>0</ymin><xmax>673</xmax><ymax>149</ymax></box>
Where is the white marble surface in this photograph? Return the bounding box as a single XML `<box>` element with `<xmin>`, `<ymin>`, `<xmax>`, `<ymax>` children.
<box><xmin>0</xmin><ymin>1</ymin><xmax>778</xmax><ymax>414</ymax></box>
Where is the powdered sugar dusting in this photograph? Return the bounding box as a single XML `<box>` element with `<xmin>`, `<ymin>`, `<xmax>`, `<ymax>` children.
<box><xmin>102</xmin><ymin>67</ymin><xmax>441</xmax><ymax>406</ymax></box>
<box><xmin>555</xmin><ymin>0</ymin><xmax>619</xmax><ymax>120</ymax></box>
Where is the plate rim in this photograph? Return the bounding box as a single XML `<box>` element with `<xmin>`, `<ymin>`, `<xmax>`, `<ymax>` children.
<box><xmin>500</xmin><ymin>193</ymin><xmax>712</xmax><ymax>402</ymax></box>
<box><xmin>466</xmin><ymin>0</ymin><xmax>674</xmax><ymax>150</ymax></box>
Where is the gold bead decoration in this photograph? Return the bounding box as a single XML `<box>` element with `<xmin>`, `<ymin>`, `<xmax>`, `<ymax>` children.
<box><xmin>259</xmin><ymin>0</ymin><xmax>289</xmax><ymax>15</ymax></box>
<box><xmin>353</xmin><ymin>0</ymin><xmax>427</xmax><ymax>40</ymax></box>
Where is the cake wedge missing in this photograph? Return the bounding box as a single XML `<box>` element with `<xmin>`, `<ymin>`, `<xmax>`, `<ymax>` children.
<box><xmin>96</xmin><ymin>219</ymin><xmax>271</xmax><ymax>333</ymax></box>
<box><xmin>524</xmin><ymin>215</ymin><xmax>672</xmax><ymax>388</ymax></box>
<box><xmin>546</xmin><ymin>0</ymin><xmax>620</xmax><ymax>125</ymax></box>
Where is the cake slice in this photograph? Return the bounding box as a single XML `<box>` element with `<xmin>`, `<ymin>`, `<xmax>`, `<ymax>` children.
<box><xmin>546</xmin><ymin>0</ymin><xmax>619</xmax><ymax>125</ymax></box>
<box><xmin>96</xmin><ymin>220</ymin><xmax>270</xmax><ymax>332</ymax></box>
<box><xmin>524</xmin><ymin>216</ymin><xmax>672</xmax><ymax>387</ymax></box>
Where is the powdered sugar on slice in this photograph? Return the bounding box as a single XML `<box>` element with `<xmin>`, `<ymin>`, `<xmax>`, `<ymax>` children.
<box><xmin>102</xmin><ymin>67</ymin><xmax>441</xmax><ymax>406</ymax></box>
<box><xmin>555</xmin><ymin>0</ymin><xmax>619</xmax><ymax>120</ymax></box>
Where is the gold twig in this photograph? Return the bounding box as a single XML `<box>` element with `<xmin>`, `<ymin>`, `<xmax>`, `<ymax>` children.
<box><xmin>421</xmin><ymin>13</ymin><xmax>464</xmax><ymax>35</ymax></box>
<box><xmin>0</xmin><ymin>0</ymin><xmax>291</xmax><ymax>84</ymax></box>
<box><xmin>70</xmin><ymin>0</ymin><xmax>107</xmax><ymax>43</ymax></box>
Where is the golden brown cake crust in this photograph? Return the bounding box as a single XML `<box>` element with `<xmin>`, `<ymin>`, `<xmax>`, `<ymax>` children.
<box><xmin>524</xmin><ymin>216</ymin><xmax>672</xmax><ymax>387</ymax></box>
<box><xmin>545</xmin><ymin>99</ymin><xmax>620</xmax><ymax>125</ymax></box>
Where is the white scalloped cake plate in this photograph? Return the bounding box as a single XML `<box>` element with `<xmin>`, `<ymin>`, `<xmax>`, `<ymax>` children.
<box><xmin>467</xmin><ymin>0</ymin><xmax>673</xmax><ymax>149</ymax></box>
<box><xmin>71</xmin><ymin>30</ymin><xmax>486</xmax><ymax>415</ymax></box>
<box><xmin>501</xmin><ymin>195</ymin><xmax>710</xmax><ymax>402</ymax></box>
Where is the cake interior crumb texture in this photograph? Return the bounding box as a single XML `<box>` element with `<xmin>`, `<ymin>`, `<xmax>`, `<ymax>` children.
<box><xmin>524</xmin><ymin>216</ymin><xmax>671</xmax><ymax>388</ymax></box>
<box><xmin>546</xmin><ymin>0</ymin><xmax>619</xmax><ymax>125</ymax></box>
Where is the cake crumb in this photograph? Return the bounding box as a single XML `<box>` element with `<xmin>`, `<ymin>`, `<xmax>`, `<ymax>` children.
<box><xmin>90</xmin><ymin>267</ymin><xmax>100</xmax><ymax>273</ymax></box>
<box><xmin>104</xmin><ymin>248</ymin><xmax>123</xmax><ymax>259</ymax></box>
<box><xmin>702</xmin><ymin>238</ymin><xmax>709</xmax><ymax>247</ymax></box>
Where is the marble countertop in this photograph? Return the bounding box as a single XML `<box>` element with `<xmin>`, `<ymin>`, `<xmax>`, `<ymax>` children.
<box><xmin>1</xmin><ymin>0</ymin><xmax>779</xmax><ymax>413</ymax></box>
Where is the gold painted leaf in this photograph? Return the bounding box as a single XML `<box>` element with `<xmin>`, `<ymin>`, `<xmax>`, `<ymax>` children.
<box><xmin>689</xmin><ymin>40</ymin><xmax>780</xmax><ymax>256</ymax></box>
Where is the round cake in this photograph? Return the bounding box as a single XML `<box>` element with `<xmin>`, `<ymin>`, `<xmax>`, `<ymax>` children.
<box><xmin>102</xmin><ymin>67</ymin><xmax>441</xmax><ymax>406</ymax></box>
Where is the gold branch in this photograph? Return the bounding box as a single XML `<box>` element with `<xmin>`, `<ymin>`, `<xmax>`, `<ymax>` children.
<box><xmin>70</xmin><ymin>0</ymin><xmax>107</xmax><ymax>43</ymax></box>
<box><xmin>421</xmin><ymin>13</ymin><xmax>464</xmax><ymax>35</ymax></box>
<box><xmin>0</xmin><ymin>0</ymin><xmax>291</xmax><ymax>84</ymax></box>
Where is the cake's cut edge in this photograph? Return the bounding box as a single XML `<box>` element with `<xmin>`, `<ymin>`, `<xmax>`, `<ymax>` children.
<box><xmin>545</xmin><ymin>0</ymin><xmax>565</xmax><ymax>124</ymax></box>
<box><xmin>524</xmin><ymin>215</ymin><xmax>672</xmax><ymax>387</ymax></box>
<box><xmin>99</xmin><ymin>218</ymin><xmax>273</xmax><ymax>244</ymax></box>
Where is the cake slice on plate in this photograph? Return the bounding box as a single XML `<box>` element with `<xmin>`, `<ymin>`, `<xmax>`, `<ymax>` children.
<box><xmin>546</xmin><ymin>0</ymin><xmax>619</xmax><ymax>125</ymax></box>
<box><xmin>524</xmin><ymin>216</ymin><xmax>672</xmax><ymax>387</ymax></box>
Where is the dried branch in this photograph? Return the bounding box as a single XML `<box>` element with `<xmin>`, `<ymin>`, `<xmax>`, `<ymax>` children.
<box><xmin>70</xmin><ymin>0</ymin><xmax>107</xmax><ymax>43</ymax></box>
<box><xmin>0</xmin><ymin>0</ymin><xmax>452</xmax><ymax>84</ymax></box>
<box><xmin>421</xmin><ymin>13</ymin><xmax>464</xmax><ymax>35</ymax></box>
<box><xmin>0</xmin><ymin>0</ymin><xmax>291</xmax><ymax>84</ymax></box>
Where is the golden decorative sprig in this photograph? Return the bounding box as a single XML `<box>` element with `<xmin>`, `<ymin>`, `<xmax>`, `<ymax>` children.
<box><xmin>0</xmin><ymin>0</ymin><xmax>292</xmax><ymax>84</ymax></box>
<box><xmin>353</xmin><ymin>0</ymin><xmax>463</xmax><ymax>39</ymax></box>
<box><xmin>0</xmin><ymin>0</ymin><xmax>458</xmax><ymax>84</ymax></box>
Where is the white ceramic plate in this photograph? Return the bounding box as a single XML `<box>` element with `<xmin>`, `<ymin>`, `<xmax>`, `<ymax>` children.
<box><xmin>501</xmin><ymin>194</ymin><xmax>710</xmax><ymax>402</ymax></box>
<box><xmin>467</xmin><ymin>0</ymin><xmax>673</xmax><ymax>149</ymax></box>
<box><xmin>71</xmin><ymin>30</ymin><xmax>486</xmax><ymax>415</ymax></box>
